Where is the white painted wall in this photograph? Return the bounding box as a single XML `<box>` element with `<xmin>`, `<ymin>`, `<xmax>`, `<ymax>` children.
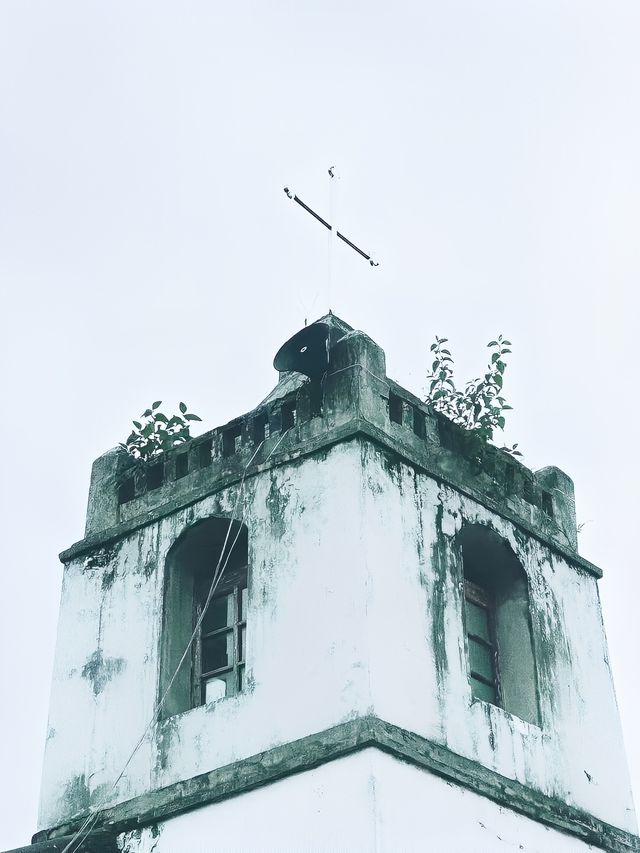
<box><xmin>117</xmin><ymin>750</ymin><xmax>605</xmax><ymax>853</ymax></box>
<box><xmin>40</xmin><ymin>442</ymin><xmax>372</xmax><ymax>828</ymax></box>
<box><xmin>361</xmin><ymin>442</ymin><xmax>636</xmax><ymax>833</ymax></box>
<box><xmin>40</xmin><ymin>438</ymin><xmax>637</xmax><ymax>840</ymax></box>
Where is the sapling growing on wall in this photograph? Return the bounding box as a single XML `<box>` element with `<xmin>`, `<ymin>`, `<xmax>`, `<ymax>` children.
<box><xmin>120</xmin><ymin>401</ymin><xmax>202</xmax><ymax>460</ymax></box>
<box><xmin>425</xmin><ymin>335</ymin><xmax>522</xmax><ymax>457</ymax></box>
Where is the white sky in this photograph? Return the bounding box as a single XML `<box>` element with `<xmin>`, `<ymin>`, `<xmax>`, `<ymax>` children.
<box><xmin>1</xmin><ymin>2</ymin><xmax>638</xmax><ymax>847</ymax></box>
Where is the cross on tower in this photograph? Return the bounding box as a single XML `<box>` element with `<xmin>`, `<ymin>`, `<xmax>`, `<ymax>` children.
<box><xmin>283</xmin><ymin>172</ymin><xmax>379</xmax><ymax>266</ymax></box>
<box><xmin>284</xmin><ymin>168</ymin><xmax>379</xmax><ymax>311</ymax></box>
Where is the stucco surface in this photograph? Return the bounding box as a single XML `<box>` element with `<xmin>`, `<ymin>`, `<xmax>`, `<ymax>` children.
<box><xmin>40</xmin><ymin>442</ymin><xmax>371</xmax><ymax>828</ymax></box>
<box><xmin>39</xmin><ymin>439</ymin><xmax>636</xmax><ymax>837</ymax></box>
<box><xmin>360</xmin><ymin>442</ymin><xmax>636</xmax><ymax>832</ymax></box>
<box><xmin>117</xmin><ymin>749</ymin><xmax>605</xmax><ymax>853</ymax></box>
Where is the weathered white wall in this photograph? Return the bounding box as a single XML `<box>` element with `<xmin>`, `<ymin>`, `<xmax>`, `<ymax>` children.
<box><xmin>40</xmin><ymin>437</ymin><xmax>637</xmax><ymax>839</ymax></box>
<box><xmin>117</xmin><ymin>750</ymin><xmax>605</xmax><ymax>853</ymax></box>
<box><xmin>40</xmin><ymin>442</ymin><xmax>372</xmax><ymax>828</ymax></box>
<box><xmin>361</xmin><ymin>442</ymin><xmax>637</xmax><ymax>833</ymax></box>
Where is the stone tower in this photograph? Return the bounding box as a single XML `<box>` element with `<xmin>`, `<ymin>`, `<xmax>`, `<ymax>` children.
<box><xmin>26</xmin><ymin>316</ymin><xmax>639</xmax><ymax>851</ymax></box>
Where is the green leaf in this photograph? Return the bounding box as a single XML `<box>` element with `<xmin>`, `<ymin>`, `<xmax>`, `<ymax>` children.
<box><xmin>132</xmin><ymin>420</ymin><xmax>142</xmax><ymax>429</ymax></box>
<box><xmin>185</xmin><ymin>413</ymin><xmax>202</xmax><ymax>421</ymax></box>
<box><xmin>495</xmin><ymin>374</ymin><xmax>503</xmax><ymax>388</ymax></box>
<box><xmin>491</xmin><ymin>352</ymin><xmax>500</xmax><ymax>363</ymax></box>
<box><xmin>179</xmin><ymin>402</ymin><xmax>187</xmax><ymax>414</ymax></box>
<box><xmin>430</xmin><ymin>343</ymin><xmax>437</xmax><ymax>351</ymax></box>
<box><xmin>497</xmin><ymin>360</ymin><xmax>506</xmax><ymax>373</ymax></box>
<box><xmin>155</xmin><ymin>412</ymin><xmax>169</xmax><ymax>423</ymax></box>
<box><xmin>487</xmin><ymin>340</ymin><xmax>498</xmax><ymax>347</ymax></box>
<box><xmin>432</xmin><ymin>360</ymin><xmax>439</xmax><ymax>372</ymax></box>
<box><xmin>503</xmin><ymin>340</ymin><xmax>512</xmax><ymax>346</ymax></box>
<box><xmin>142</xmin><ymin>409</ymin><xmax>152</xmax><ymax>418</ymax></box>
<box><xmin>497</xmin><ymin>416</ymin><xmax>506</xmax><ymax>429</ymax></box>
<box><xmin>152</xmin><ymin>401</ymin><xmax>162</xmax><ymax>410</ymax></box>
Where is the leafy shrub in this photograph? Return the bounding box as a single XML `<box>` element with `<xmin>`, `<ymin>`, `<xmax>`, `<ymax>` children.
<box><xmin>120</xmin><ymin>401</ymin><xmax>202</xmax><ymax>460</ymax></box>
<box><xmin>425</xmin><ymin>336</ymin><xmax>521</xmax><ymax>457</ymax></box>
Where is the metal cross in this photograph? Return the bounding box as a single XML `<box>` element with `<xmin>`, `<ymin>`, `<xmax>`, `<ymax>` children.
<box><xmin>283</xmin><ymin>171</ymin><xmax>379</xmax><ymax>268</ymax></box>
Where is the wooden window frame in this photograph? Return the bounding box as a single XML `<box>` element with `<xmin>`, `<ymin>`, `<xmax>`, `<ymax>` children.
<box><xmin>193</xmin><ymin>567</ymin><xmax>247</xmax><ymax>707</ymax></box>
<box><xmin>464</xmin><ymin>578</ymin><xmax>502</xmax><ymax>706</ymax></box>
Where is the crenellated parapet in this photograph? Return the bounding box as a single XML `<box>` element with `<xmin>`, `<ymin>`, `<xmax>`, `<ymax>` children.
<box><xmin>75</xmin><ymin>315</ymin><xmax>584</xmax><ymax>573</ymax></box>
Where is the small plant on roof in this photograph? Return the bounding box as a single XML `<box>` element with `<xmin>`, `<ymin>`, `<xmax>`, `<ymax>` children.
<box><xmin>120</xmin><ymin>401</ymin><xmax>202</xmax><ymax>461</ymax></box>
<box><xmin>425</xmin><ymin>335</ymin><xmax>522</xmax><ymax>457</ymax></box>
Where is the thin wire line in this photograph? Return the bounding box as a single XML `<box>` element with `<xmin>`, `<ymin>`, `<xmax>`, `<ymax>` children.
<box><xmin>62</xmin><ymin>428</ymin><xmax>293</xmax><ymax>853</ymax></box>
<box><xmin>328</xmin><ymin>171</ymin><xmax>334</xmax><ymax>310</ymax></box>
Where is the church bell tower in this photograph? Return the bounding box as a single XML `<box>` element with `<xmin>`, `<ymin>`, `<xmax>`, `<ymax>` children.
<box><xmin>27</xmin><ymin>315</ymin><xmax>639</xmax><ymax>852</ymax></box>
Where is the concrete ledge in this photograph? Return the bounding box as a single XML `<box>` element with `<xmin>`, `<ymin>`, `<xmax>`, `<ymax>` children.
<box><xmin>60</xmin><ymin>420</ymin><xmax>602</xmax><ymax>579</ymax></box>
<box><xmin>3</xmin><ymin>830</ymin><xmax>117</xmax><ymax>853</ymax></box>
<box><xmin>38</xmin><ymin>717</ymin><xmax>638</xmax><ymax>852</ymax></box>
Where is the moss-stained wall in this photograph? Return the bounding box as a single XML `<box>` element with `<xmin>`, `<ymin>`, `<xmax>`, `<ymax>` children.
<box><xmin>360</xmin><ymin>441</ymin><xmax>636</xmax><ymax>834</ymax></box>
<box><xmin>116</xmin><ymin>750</ymin><xmax>608</xmax><ymax>853</ymax></box>
<box><xmin>40</xmin><ymin>437</ymin><xmax>636</xmax><ymax>839</ymax></box>
<box><xmin>39</xmin><ymin>319</ymin><xmax>637</xmax><ymax>848</ymax></box>
<box><xmin>39</xmin><ymin>442</ymin><xmax>372</xmax><ymax>830</ymax></box>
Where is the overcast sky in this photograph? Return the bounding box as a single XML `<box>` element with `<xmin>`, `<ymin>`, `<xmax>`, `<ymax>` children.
<box><xmin>1</xmin><ymin>2</ymin><xmax>639</xmax><ymax>848</ymax></box>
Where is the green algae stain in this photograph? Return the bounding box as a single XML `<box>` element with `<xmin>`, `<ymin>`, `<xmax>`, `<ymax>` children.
<box><xmin>81</xmin><ymin>649</ymin><xmax>126</xmax><ymax>696</ymax></box>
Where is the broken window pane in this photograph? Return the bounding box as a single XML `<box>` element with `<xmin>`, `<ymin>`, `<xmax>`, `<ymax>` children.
<box><xmin>203</xmin><ymin>594</ymin><xmax>232</xmax><ymax>633</ymax></box>
<box><xmin>202</xmin><ymin>631</ymin><xmax>232</xmax><ymax>674</ymax></box>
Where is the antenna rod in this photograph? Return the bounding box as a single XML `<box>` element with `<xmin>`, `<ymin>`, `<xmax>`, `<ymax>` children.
<box><xmin>283</xmin><ymin>187</ymin><xmax>379</xmax><ymax>266</ymax></box>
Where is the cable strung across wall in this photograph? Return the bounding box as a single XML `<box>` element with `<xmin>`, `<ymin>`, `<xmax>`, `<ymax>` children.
<box><xmin>61</xmin><ymin>429</ymin><xmax>293</xmax><ymax>853</ymax></box>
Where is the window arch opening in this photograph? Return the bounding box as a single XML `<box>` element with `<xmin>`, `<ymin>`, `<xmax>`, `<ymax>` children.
<box><xmin>459</xmin><ymin>524</ymin><xmax>539</xmax><ymax>725</ymax></box>
<box><xmin>159</xmin><ymin>517</ymin><xmax>248</xmax><ymax>719</ymax></box>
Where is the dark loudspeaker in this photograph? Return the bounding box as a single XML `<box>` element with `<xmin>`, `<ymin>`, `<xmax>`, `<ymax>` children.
<box><xmin>273</xmin><ymin>321</ymin><xmax>338</xmax><ymax>381</ymax></box>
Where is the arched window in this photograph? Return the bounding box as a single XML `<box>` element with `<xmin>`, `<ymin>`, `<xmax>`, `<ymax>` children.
<box><xmin>159</xmin><ymin>518</ymin><xmax>248</xmax><ymax>719</ymax></box>
<box><xmin>459</xmin><ymin>524</ymin><xmax>539</xmax><ymax>725</ymax></box>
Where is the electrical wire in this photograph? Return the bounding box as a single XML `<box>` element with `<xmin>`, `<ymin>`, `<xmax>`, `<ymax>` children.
<box><xmin>61</xmin><ymin>428</ymin><xmax>292</xmax><ymax>853</ymax></box>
